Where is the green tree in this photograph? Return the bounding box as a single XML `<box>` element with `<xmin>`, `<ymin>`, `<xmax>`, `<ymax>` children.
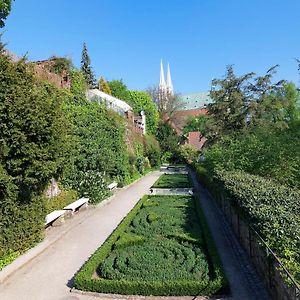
<box><xmin>108</xmin><ymin>79</ymin><xmax>129</xmax><ymax>100</ymax></box>
<box><xmin>183</xmin><ymin>114</ymin><xmax>210</xmax><ymax>135</ymax></box>
<box><xmin>0</xmin><ymin>0</ymin><xmax>13</xmax><ymax>28</ymax></box>
<box><xmin>80</xmin><ymin>42</ymin><xmax>95</xmax><ymax>88</ymax></box>
<box><xmin>208</xmin><ymin>65</ymin><xmax>287</xmax><ymax>141</ymax></box>
<box><xmin>282</xmin><ymin>82</ymin><xmax>300</xmax><ymax>126</ymax></box>
<box><xmin>156</xmin><ymin>121</ymin><xmax>180</xmax><ymax>162</ymax></box>
<box><xmin>0</xmin><ymin>52</ymin><xmax>71</xmax><ymax>199</ymax></box>
<box><xmin>98</xmin><ymin>77</ymin><xmax>112</xmax><ymax>95</ymax></box>
<box><xmin>62</xmin><ymin>102</ymin><xmax>131</xmax><ymax>201</ymax></box>
<box><xmin>126</xmin><ymin>91</ymin><xmax>159</xmax><ymax>135</ymax></box>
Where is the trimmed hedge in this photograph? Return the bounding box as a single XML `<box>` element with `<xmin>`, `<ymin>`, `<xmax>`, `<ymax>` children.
<box><xmin>74</xmin><ymin>195</ymin><xmax>228</xmax><ymax>296</ymax></box>
<box><xmin>152</xmin><ymin>174</ymin><xmax>193</xmax><ymax>188</ymax></box>
<box><xmin>195</xmin><ymin>164</ymin><xmax>300</xmax><ymax>284</ymax></box>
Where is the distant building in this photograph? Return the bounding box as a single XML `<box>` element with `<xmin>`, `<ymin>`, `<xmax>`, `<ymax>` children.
<box><xmin>87</xmin><ymin>89</ymin><xmax>146</xmax><ymax>135</ymax></box>
<box><xmin>187</xmin><ymin>132</ymin><xmax>207</xmax><ymax>149</ymax></box>
<box><xmin>157</xmin><ymin>60</ymin><xmax>212</xmax><ymax>148</ymax></box>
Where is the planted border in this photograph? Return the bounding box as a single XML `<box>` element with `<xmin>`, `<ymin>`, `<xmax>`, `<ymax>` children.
<box><xmin>74</xmin><ymin>194</ymin><xmax>228</xmax><ymax>296</ymax></box>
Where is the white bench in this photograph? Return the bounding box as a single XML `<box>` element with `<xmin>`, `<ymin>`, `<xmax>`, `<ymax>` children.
<box><xmin>107</xmin><ymin>182</ymin><xmax>118</xmax><ymax>190</ymax></box>
<box><xmin>63</xmin><ymin>197</ymin><xmax>89</xmax><ymax>212</ymax></box>
<box><xmin>45</xmin><ymin>210</ymin><xmax>66</xmax><ymax>226</ymax></box>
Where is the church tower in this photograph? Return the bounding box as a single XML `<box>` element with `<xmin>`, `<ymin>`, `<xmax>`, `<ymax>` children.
<box><xmin>166</xmin><ymin>63</ymin><xmax>174</xmax><ymax>96</ymax></box>
<box><xmin>159</xmin><ymin>60</ymin><xmax>174</xmax><ymax>98</ymax></box>
<box><xmin>159</xmin><ymin>59</ymin><xmax>167</xmax><ymax>95</ymax></box>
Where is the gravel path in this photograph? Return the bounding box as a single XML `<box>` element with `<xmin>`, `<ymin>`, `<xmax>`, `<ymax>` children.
<box><xmin>0</xmin><ymin>170</ymin><xmax>271</xmax><ymax>300</ymax></box>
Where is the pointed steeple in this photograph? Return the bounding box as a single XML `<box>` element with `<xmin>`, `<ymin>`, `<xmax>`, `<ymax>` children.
<box><xmin>159</xmin><ymin>59</ymin><xmax>166</xmax><ymax>93</ymax></box>
<box><xmin>166</xmin><ymin>63</ymin><xmax>174</xmax><ymax>96</ymax></box>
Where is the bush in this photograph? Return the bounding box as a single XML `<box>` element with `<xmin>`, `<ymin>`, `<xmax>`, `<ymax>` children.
<box><xmin>195</xmin><ymin>165</ymin><xmax>300</xmax><ymax>283</ymax></box>
<box><xmin>45</xmin><ymin>189</ymin><xmax>78</xmax><ymax>213</ymax></box>
<box><xmin>179</xmin><ymin>144</ymin><xmax>199</xmax><ymax>164</ymax></box>
<box><xmin>143</xmin><ymin>135</ymin><xmax>161</xmax><ymax>167</ymax></box>
<box><xmin>62</xmin><ymin>101</ymin><xmax>131</xmax><ymax>195</ymax></box>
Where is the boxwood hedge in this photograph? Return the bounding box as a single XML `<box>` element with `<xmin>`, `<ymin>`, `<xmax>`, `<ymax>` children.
<box><xmin>74</xmin><ymin>195</ymin><xmax>228</xmax><ymax>296</ymax></box>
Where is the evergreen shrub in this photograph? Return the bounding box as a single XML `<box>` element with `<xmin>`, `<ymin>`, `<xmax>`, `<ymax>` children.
<box><xmin>74</xmin><ymin>195</ymin><xmax>228</xmax><ymax>295</ymax></box>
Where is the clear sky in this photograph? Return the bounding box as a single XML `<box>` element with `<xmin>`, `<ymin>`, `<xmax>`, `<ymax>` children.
<box><xmin>3</xmin><ymin>0</ymin><xmax>300</xmax><ymax>94</ymax></box>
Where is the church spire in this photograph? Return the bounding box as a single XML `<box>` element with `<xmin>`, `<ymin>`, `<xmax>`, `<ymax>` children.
<box><xmin>166</xmin><ymin>62</ymin><xmax>174</xmax><ymax>96</ymax></box>
<box><xmin>159</xmin><ymin>59</ymin><xmax>166</xmax><ymax>93</ymax></box>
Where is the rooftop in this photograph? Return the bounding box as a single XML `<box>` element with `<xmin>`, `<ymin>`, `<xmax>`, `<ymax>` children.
<box><xmin>179</xmin><ymin>91</ymin><xmax>213</xmax><ymax>110</ymax></box>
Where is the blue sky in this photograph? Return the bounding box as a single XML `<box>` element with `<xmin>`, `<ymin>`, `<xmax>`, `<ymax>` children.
<box><xmin>3</xmin><ymin>0</ymin><xmax>300</xmax><ymax>94</ymax></box>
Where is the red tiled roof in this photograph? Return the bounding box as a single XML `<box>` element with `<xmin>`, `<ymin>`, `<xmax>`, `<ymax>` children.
<box><xmin>188</xmin><ymin>131</ymin><xmax>207</xmax><ymax>149</ymax></box>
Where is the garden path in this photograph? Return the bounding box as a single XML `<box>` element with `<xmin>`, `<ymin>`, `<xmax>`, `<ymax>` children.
<box><xmin>0</xmin><ymin>169</ymin><xmax>270</xmax><ymax>300</ymax></box>
<box><xmin>189</xmin><ymin>168</ymin><xmax>271</xmax><ymax>300</ymax></box>
<box><xmin>0</xmin><ymin>172</ymin><xmax>161</xmax><ymax>300</ymax></box>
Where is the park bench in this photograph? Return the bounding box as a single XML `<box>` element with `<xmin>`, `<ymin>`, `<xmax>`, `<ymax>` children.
<box><xmin>45</xmin><ymin>210</ymin><xmax>66</xmax><ymax>227</ymax></box>
<box><xmin>107</xmin><ymin>181</ymin><xmax>118</xmax><ymax>191</ymax></box>
<box><xmin>63</xmin><ymin>197</ymin><xmax>89</xmax><ymax>213</ymax></box>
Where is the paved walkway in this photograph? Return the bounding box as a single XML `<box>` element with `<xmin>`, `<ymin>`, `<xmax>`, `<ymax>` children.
<box><xmin>189</xmin><ymin>169</ymin><xmax>270</xmax><ymax>300</ymax></box>
<box><xmin>0</xmin><ymin>170</ymin><xmax>271</xmax><ymax>300</ymax></box>
<box><xmin>0</xmin><ymin>172</ymin><xmax>161</xmax><ymax>300</ymax></box>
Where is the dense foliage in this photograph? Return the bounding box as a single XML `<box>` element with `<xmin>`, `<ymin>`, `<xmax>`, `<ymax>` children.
<box><xmin>108</xmin><ymin>79</ymin><xmax>129</xmax><ymax>100</ymax></box>
<box><xmin>45</xmin><ymin>190</ymin><xmax>78</xmax><ymax>214</ymax></box>
<box><xmin>0</xmin><ymin>0</ymin><xmax>13</xmax><ymax>27</ymax></box>
<box><xmin>203</xmin><ymin>125</ymin><xmax>300</xmax><ymax>189</ymax></box>
<box><xmin>156</xmin><ymin>121</ymin><xmax>180</xmax><ymax>163</ymax></box>
<box><xmin>125</xmin><ymin>90</ymin><xmax>159</xmax><ymax>135</ymax></box>
<box><xmin>0</xmin><ymin>51</ymin><xmax>71</xmax><ymax>268</ymax></box>
<box><xmin>98</xmin><ymin>77</ymin><xmax>111</xmax><ymax>95</ymax></box>
<box><xmin>195</xmin><ymin>166</ymin><xmax>300</xmax><ymax>283</ymax></box>
<box><xmin>62</xmin><ymin>101</ymin><xmax>130</xmax><ymax>203</ymax></box>
<box><xmin>74</xmin><ymin>195</ymin><xmax>227</xmax><ymax>295</ymax></box>
<box><xmin>152</xmin><ymin>174</ymin><xmax>193</xmax><ymax>188</ymax></box>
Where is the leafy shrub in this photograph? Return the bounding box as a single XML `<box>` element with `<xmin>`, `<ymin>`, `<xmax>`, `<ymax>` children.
<box><xmin>203</xmin><ymin>126</ymin><xmax>300</xmax><ymax>189</ymax></box>
<box><xmin>45</xmin><ymin>189</ymin><xmax>78</xmax><ymax>214</ymax></box>
<box><xmin>77</xmin><ymin>170</ymin><xmax>110</xmax><ymax>204</ymax></box>
<box><xmin>143</xmin><ymin>134</ymin><xmax>161</xmax><ymax>167</ymax></box>
<box><xmin>179</xmin><ymin>144</ymin><xmax>199</xmax><ymax>164</ymax></box>
<box><xmin>0</xmin><ymin>51</ymin><xmax>69</xmax><ymax>268</ymax></box>
<box><xmin>125</xmin><ymin>91</ymin><xmax>159</xmax><ymax>135</ymax></box>
<box><xmin>196</xmin><ymin>165</ymin><xmax>300</xmax><ymax>283</ymax></box>
<box><xmin>62</xmin><ymin>101</ymin><xmax>131</xmax><ymax>195</ymax></box>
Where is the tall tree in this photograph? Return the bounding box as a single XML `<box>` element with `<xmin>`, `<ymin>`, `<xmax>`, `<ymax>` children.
<box><xmin>0</xmin><ymin>0</ymin><xmax>13</xmax><ymax>28</ymax></box>
<box><xmin>80</xmin><ymin>42</ymin><xmax>95</xmax><ymax>88</ymax></box>
<box><xmin>207</xmin><ymin>65</ymin><xmax>286</xmax><ymax>141</ymax></box>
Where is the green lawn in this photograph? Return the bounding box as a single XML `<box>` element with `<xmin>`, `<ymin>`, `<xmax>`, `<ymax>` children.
<box><xmin>74</xmin><ymin>195</ymin><xmax>228</xmax><ymax>296</ymax></box>
<box><xmin>152</xmin><ymin>174</ymin><xmax>193</xmax><ymax>188</ymax></box>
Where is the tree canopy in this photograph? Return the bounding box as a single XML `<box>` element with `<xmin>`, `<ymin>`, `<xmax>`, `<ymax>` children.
<box><xmin>0</xmin><ymin>0</ymin><xmax>13</xmax><ymax>28</ymax></box>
